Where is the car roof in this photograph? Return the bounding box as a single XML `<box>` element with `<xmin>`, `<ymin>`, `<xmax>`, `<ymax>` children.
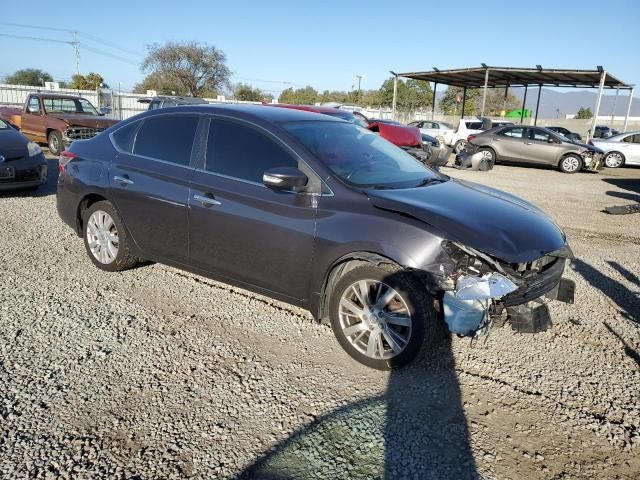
<box><xmin>267</xmin><ymin>104</ymin><xmax>346</xmax><ymax>114</ymax></box>
<box><xmin>136</xmin><ymin>103</ymin><xmax>343</xmax><ymax>123</ymax></box>
<box><xmin>29</xmin><ymin>93</ymin><xmax>87</xmax><ymax>100</ymax></box>
<box><xmin>138</xmin><ymin>96</ymin><xmax>207</xmax><ymax>104</ymax></box>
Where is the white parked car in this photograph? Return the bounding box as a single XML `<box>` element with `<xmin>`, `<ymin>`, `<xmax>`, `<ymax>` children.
<box><xmin>451</xmin><ymin>118</ymin><xmax>514</xmax><ymax>153</ymax></box>
<box><xmin>408</xmin><ymin>120</ymin><xmax>454</xmax><ymax>146</ymax></box>
<box><xmin>590</xmin><ymin>131</ymin><xmax>640</xmax><ymax>168</ymax></box>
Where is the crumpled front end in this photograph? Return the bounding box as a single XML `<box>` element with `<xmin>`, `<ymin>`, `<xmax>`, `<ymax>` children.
<box><xmin>436</xmin><ymin>241</ymin><xmax>575</xmax><ymax>336</ymax></box>
<box><xmin>578</xmin><ymin>149</ymin><xmax>604</xmax><ymax>171</ymax></box>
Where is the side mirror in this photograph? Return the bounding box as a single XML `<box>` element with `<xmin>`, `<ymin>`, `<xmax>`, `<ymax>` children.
<box><xmin>28</xmin><ymin>107</ymin><xmax>40</xmax><ymax>114</ymax></box>
<box><xmin>263</xmin><ymin>167</ymin><xmax>308</xmax><ymax>190</ymax></box>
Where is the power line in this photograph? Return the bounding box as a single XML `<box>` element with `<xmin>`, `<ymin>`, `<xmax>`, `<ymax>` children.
<box><xmin>80</xmin><ymin>44</ymin><xmax>140</xmax><ymax>66</ymax></box>
<box><xmin>0</xmin><ymin>32</ymin><xmax>71</xmax><ymax>44</ymax></box>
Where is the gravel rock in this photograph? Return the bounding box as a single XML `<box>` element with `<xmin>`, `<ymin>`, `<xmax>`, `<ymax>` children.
<box><xmin>0</xmin><ymin>159</ymin><xmax>638</xmax><ymax>479</ymax></box>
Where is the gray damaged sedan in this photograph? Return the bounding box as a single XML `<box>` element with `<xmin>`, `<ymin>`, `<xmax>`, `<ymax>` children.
<box><xmin>57</xmin><ymin>105</ymin><xmax>575</xmax><ymax>370</ymax></box>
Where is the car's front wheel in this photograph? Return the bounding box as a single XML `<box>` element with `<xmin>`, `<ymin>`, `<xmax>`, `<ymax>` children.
<box><xmin>559</xmin><ymin>154</ymin><xmax>582</xmax><ymax>174</ymax></box>
<box><xmin>329</xmin><ymin>264</ymin><xmax>437</xmax><ymax>370</ymax></box>
<box><xmin>83</xmin><ymin>201</ymin><xmax>138</xmax><ymax>272</ymax></box>
<box><xmin>604</xmin><ymin>151</ymin><xmax>625</xmax><ymax>168</ymax></box>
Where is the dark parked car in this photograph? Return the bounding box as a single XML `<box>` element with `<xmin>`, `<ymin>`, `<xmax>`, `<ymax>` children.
<box><xmin>462</xmin><ymin>125</ymin><xmax>603</xmax><ymax>173</ymax></box>
<box><xmin>592</xmin><ymin>125</ymin><xmax>619</xmax><ymax>139</ymax></box>
<box><xmin>57</xmin><ymin>105</ymin><xmax>575</xmax><ymax>370</ymax></box>
<box><xmin>545</xmin><ymin>126</ymin><xmax>582</xmax><ymax>142</ymax></box>
<box><xmin>0</xmin><ymin>118</ymin><xmax>47</xmax><ymax>191</ymax></box>
<box><xmin>138</xmin><ymin>96</ymin><xmax>208</xmax><ymax>110</ymax></box>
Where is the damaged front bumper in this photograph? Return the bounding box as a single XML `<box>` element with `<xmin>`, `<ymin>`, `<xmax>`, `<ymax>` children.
<box><xmin>579</xmin><ymin>150</ymin><xmax>604</xmax><ymax>171</ymax></box>
<box><xmin>439</xmin><ymin>242</ymin><xmax>575</xmax><ymax>336</ymax></box>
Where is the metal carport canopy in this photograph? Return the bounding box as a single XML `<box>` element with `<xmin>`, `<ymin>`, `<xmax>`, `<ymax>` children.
<box><xmin>391</xmin><ymin>66</ymin><xmax>635</xmax><ymax>137</ymax></box>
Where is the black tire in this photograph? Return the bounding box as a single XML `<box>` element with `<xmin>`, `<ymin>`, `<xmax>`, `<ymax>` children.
<box><xmin>47</xmin><ymin>130</ymin><xmax>63</xmax><ymax>156</ymax></box>
<box><xmin>558</xmin><ymin>154</ymin><xmax>582</xmax><ymax>174</ymax></box>
<box><xmin>329</xmin><ymin>263</ymin><xmax>438</xmax><ymax>370</ymax></box>
<box><xmin>603</xmin><ymin>151</ymin><xmax>625</xmax><ymax>168</ymax></box>
<box><xmin>477</xmin><ymin>147</ymin><xmax>496</xmax><ymax>170</ymax></box>
<box><xmin>454</xmin><ymin>139</ymin><xmax>467</xmax><ymax>154</ymax></box>
<box><xmin>82</xmin><ymin>201</ymin><xmax>138</xmax><ymax>272</ymax></box>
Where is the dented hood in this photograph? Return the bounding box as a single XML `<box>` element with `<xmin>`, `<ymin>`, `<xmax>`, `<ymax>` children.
<box><xmin>366</xmin><ymin>179</ymin><xmax>566</xmax><ymax>263</ymax></box>
<box><xmin>49</xmin><ymin>113</ymin><xmax>118</xmax><ymax>129</ymax></box>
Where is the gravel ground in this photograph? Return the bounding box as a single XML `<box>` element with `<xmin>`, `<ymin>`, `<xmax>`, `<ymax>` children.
<box><xmin>0</xmin><ymin>157</ymin><xmax>638</xmax><ymax>479</ymax></box>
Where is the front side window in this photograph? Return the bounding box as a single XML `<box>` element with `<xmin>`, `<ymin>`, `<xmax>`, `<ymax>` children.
<box><xmin>206</xmin><ymin>120</ymin><xmax>298</xmax><ymax>183</ymax></box>
<box><xmin>133</xmin><ymin>115</ymin><xmax>198</xmax><ymax>165</ymax></box>
<box><xmin>499</xmin><ymin>127</ymin><xmax>525</xmax><ymax>138</ymax></box>
<box><xmin>283</xmin><ymin>121</ymin><xmax>443</xmax><ymax>189</ymax></box>
<box><xmin>528</xmin><ymin>129</ymin><xmax>552</xmax><ymax>142</ymax></box>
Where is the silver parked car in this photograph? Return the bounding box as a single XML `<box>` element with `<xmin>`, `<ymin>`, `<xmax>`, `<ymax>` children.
<box><xmin>589</xmin><ymin>131</ymin><xmax>640</xmax><ymax>168</ymax></box>
<box><xmin>408</xmin><ymin>120</ymin><xmax>455</xmax><ymax>146</ymax></box>
<box><xmin>463</xmin><ymin>125</ymin><xmax>604</xmax><ymax>173</ymax></box>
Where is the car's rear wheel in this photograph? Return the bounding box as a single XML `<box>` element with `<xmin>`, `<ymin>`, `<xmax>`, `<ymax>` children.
<box><xmin>454</xmin><ymin>139</ymin><xmax>467</xmax><ymax>154</ymax></box>
<box><xmin>329</xmin><ymin>264</ymin><xmax>437</xmax><ymax>370</ymax></box>
<box><xmin>83</xmin><ymin>201</ymin><xmax>138</xmax><ymax>272</ymax></box>
<box><xmin>604</xmin><ymin>151</ymin><xmax>625</xmax><ymax>168</ymax></box>
<box><xmin>48</xmin><ymin>130</ymin><xmax>63</xmax><ymax>156</ymax></box>
<box><xmin>559</xmin><ymin>154</ymin><xmax>582</xmax><ymax>174</ymax></box>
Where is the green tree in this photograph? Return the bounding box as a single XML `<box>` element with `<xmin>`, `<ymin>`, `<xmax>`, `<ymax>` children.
<box><xmin>278</xmin><ymin>86</ymin><xmax>319</xmax><ymax>104</ymax></box>
<box><xmin>69</xmin><ymin>72</ymin><xmax>108</xmax><ymax>90</ymax></box>
<box><xmin>5</xmin><ymin>68</ymin><xmax>53</xmax><ymax>86</ymax></box>
<box><xmin>439</xmin><ymin>86</ymin><xmax>480</xmax><ymax>116</ymax></box>
<box><xmin>133</xmin><ymin>72</ymin><xmax>187</xmax><ymax>96</ymax></box>
<box><xmin>377</xmin><ymin>77</ymin><xmax>433</xmax><ymax>110</ymax></box>
<box><xmin>575</xmin><ymin>107</ymin><xmax>593</xmax><ymax>119</ymax></box>
<box><xmin>141</xmin><ymin>41</ymin><xmax>230</xmax><ymax>97</ymax></box>
<box><xmin>235</xmin><ymin>83</ymin><xmax>272</xmax><ymax>102</ymax></box>
<box><xmin>476</xmin><ymin>89</ymin><xmax>520</xmax><ymax>116</ymax></box>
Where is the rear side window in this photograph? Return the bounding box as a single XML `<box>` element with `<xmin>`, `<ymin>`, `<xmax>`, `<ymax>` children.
<box><xmin>465</xmin><ymin>122</ymin><xmax>483</xmax><ymax>130</ymax></box>
<box><xmin>499</xmin><ymin>127</ymin><xmax>525</xmax><ymax>138</ymax></box>
<box><xmin>206</xmin><ymin>120</ymin><xmax>298</xmax><ymax>183</ymax></box>
<box><xmin>134</xmin><ymin>115</ymin><xmax>198</xmax><ymax>165</ymax></box>
<box><xmin>111</xmin><ymin>121</ymin><xmax>139</xmax><ymax>153</ymax></box>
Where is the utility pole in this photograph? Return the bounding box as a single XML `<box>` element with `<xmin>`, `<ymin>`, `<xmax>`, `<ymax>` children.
<box><xmin>355</xmin><ymin>74</ymin><xmax>364</xmax><ymax>103</ymax></box>
<box><xmin>71</xmin><ymin>31</ymin><xmax>80</xmax><ymax>75</ymax></box>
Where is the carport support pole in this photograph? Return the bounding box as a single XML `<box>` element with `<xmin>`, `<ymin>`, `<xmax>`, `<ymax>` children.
<box><xmin>520</xmin><ymin>85</ymin><xmax>528</xmax><ymax>124</ymax></box>
<box><xmin>461</xmin><ymin>87</ymin><xmax>467</xmax><ymax>119</ymax></box>
<box><xmin>610</xmin><ymin>86</ymin><xmax>619</xmax><ymax>126</ymax></box>
<box><xmin>391</xmin><ymin>75</ymin><xmax>398</xmax><ymax>120</ymax></box>
<box><xmin>534</xmin><ymin>85</ymin><xmax>542</xmax><ymax>125</ymax></box>
<box><xmin>480</xmin><ymin>69</ymin><xmax>489</xmax><ymax>116</ymax></box>
<box><xmin>431</xmin><ymin>82</ymin><xmax>437</xmax><ymax>120</ymax></box>
<box><xmin>623</xmin><ymin>88</ymin><xmax>633</xmax><ymax>132</ymax></box>
<box><xmin>589</xmin><ymin>70</ymin><xmax>606</xmax><ymax>140</ymax></box>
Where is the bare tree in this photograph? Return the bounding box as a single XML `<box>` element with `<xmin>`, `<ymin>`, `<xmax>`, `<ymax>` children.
<box><xmin>141</xmin><ymin>41</ymin><xmax>230</xmax><ymax>97</ymax></box>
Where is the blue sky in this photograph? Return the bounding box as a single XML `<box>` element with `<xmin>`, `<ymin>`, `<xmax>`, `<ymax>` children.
<box><xmin>1</xmin><ymin>0</ymin><xmax>639</xmax><ymax>95</ymax></box>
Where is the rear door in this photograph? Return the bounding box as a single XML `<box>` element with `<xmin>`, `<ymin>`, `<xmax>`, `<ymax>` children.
<box><xmin>492</xmin><ymin>126</ymin><xmax>528</xmax><ymax>161</ymax></box>
<box><xmin>188</xmin><ymin>117</ymin><xmax>318</xmax><ymax>302</ymax></box>
<box><xmin>109</xmin><ymin>113</ymin><xmax>201</xmax><ymax>263</ymax></box>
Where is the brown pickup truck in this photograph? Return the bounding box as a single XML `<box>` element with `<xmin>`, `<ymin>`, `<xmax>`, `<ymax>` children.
<box><xmin>0</xmin><ymin>93</ymin><xmax>119</xmax><ymax>155</ymax></box>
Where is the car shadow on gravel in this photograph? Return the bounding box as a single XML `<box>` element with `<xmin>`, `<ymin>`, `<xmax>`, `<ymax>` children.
<box><xmin>572</xmin><ymin>259</ymin><xmax>639</xmax><ymax>324</ymax></box>
<box><xmin>240</xmin><ymin>337</ymin><xmax>478</xmax><ymax>479</ymax></box>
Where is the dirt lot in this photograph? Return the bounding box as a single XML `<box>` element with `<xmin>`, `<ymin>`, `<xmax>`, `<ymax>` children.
<box><xmin>0</xmin><ymin>157</ymin><xmax>638</xmax><ymax>479</ymax></box>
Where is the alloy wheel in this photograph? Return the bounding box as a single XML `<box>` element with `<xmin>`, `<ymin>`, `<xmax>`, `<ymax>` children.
<box><xmin>86</xmin><ymin>210</ymin><xmax>119</xmax><ymax>264</ymax></box>
<box><xmin>562</xmin><ymin>156</ymin><xmax>580</xmax><ymax>173</ymax></box>
<box><xmin>338</xmin><ymin>280</ymin><xmax>412</xmax><ymax>360</ymax></box>
<box><xmin>605</xmin><ymin>152</ymin><xmax>623</xmax><ymax>168</ymax></box>
<box><xmin>480</xmin><ymin>149</ymin><xmax>494</xmax><ymax>161</ymax></box>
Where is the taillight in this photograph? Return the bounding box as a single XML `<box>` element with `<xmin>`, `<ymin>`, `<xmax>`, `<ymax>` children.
<box><xmin>587</xmin><ymin>140</ymin><xmax>593</xmax><ymax>146</ymax></box>
<box><xmin>59</xmin><ymin>149</ymin><xmax>77</xmax><ymax>172</ymax></box>
<box><xmin>467</xmin><ymin>134</ymin><xmax>476</xmax><ymax>142</ymax></box>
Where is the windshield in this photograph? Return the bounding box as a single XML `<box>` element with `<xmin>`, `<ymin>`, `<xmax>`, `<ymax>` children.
<box><xmin>323</xmin><ymin>110</ymin><xmax>369</xmax><ymax>128</ymax></box>
<box><xmin>283</xmin><ymin>121</ymin><xmax>444</xmax><ymax>189</ymax></box>
<box><xmin>43</xmin><ymin>97</ymin><xmax>99</xmax><ymax>116</ymax></box>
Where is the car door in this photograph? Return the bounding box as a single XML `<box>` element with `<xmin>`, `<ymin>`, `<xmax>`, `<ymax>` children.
<box><xmin>619</xmin><ymin>134</ymin><xmax>640</xmax><ymax>164</ymax></box>
<box><xmin>491</xmin><ymin>126</ymin><xmax>528</xmax><ymax>161</ymax></box>
<box><xmin>188</xmin><ymin>117</ymin><xmax>318</xmax><ymax>302</ymax></box>
<box><xmin>523</xmin><ymin>128</ymin><xmax>565</xmax><ymax>165</ymax></box>
<box><xmin>20</xmin><ymin>96</ymin><xmax>46</xmax><ymax>141</ymax></box>
<box><xmin>108</xmin><ymin>113</ymin><xmax>201</xmax><ymax>264</ymax></box>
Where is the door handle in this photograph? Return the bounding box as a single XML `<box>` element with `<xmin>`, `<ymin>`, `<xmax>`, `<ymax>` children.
<box><xmin>193</xmin><ymin>194</ymin><xmax>222</xmax><ymax>207</ymax></box>
<box><xmin>113</xmin><ymin>175</ymin><xmax>134</xmax><ymax>185</ymax></box>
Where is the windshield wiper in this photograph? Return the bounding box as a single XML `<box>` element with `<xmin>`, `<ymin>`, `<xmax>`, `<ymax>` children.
<box><xmin>414</xmin><ymin>177</ymin><xmax>447</xmax><ymax>188</ymax></box>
